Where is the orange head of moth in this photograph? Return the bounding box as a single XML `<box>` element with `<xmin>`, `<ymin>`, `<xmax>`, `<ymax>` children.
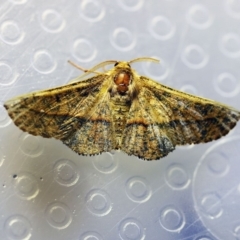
<box><xmin>113</xmin><ymin>61</ymin><xmax>132</xmax><ymax>94</ymax></box>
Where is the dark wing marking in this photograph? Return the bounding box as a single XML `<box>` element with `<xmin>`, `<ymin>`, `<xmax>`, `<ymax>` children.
<box><xmin>62</xmin><ymin>94</ymin><xmax>114</xmax><ymax>155</ymax></box>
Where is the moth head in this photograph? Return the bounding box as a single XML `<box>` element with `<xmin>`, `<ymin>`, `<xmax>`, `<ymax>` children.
<box><xmin>111</xmin><ymin>61</ymin><xmax>133</xmax><ymax>95</ymax></box>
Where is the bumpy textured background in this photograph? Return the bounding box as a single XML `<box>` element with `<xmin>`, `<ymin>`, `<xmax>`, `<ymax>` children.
<box><xmin>0</xmin><ymin>0</ymin><xmax>240</xmax><ymax>239</ymax></box>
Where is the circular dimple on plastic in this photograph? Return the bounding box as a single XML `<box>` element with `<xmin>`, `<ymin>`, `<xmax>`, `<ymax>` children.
<box><xmin>79</xmin><ymin>0</ymin><xmax>105</xmax><ymax>22</ymax></box>
<box><xmin>0</xmin><ymin>62</ymin><xmax>12</xmax><ymax>85</ymax></box>
<box><xmin>12</xmin><ymin>172</ymin><xmax>39</xmax><ymax>200</ymax></box>
<box><xmin>0</xmin><ymin>61</ymin><xmax>17</xmax><ymax>86</ymax></box>
<box><xmin>200</xmin><ymin>193</ymin><xmax>223</xmax><ymax>219</ymax></box>
<box><xmin>181</xmin><ymin>44</ymin><xmax>209</xmax><ymax>69</ymax></box>
<box><xmin>219</xmin><ymin>33</ymin><xmax>240</xmax><ymax>58</ymax></box>
<box><xmin>165</xmin><ymin>164</ymin><xmax>190</xmax><ymax>190</ymax></box>
<box><xmin>53</xmin><ymin>158</ymin><xmax>80</xmax><ymax>187</ymax></box>
<box><xmin>119</xmin><ymin>218</ymin><xmax>145</xmax><ymax>240</ymax></box>
<box><xmin>142</xmin><ymin>58</ymin><xmax>169</xmax><ymax>82</ymax></box>
<box><xmin>193</xmin><ymin>137</ymin><xmax>240</xmax><ymax>239</ymax></box>
<box><xmin>110</xmin><ymin>27</ymin><xmax>136</xmax><ymax>52</ymax></box>
<box><xmin>214</xmin><ymin>72</ymin><xmax>240</xmax><ymax>97</ymax></box>
<box><xmin>45</xmin><ymin>202</ymin><xmax>72</xmax><ymax>229</ymax></box>
<box><xmin>233</xmin><ymin>225</ymin><xmax>240</xmax><ymax>240</ymax></box>
<box><xmin>93</xmin><ymin>152</ymin><xmax>117</xmax><ymax>174</ymax></box>
<box><xmin>4</xmin><ymin>215</ymin><xmax>32</xmax><ymax>240</ymax></box>
<box><xmin>0</xmin><ymin>103</ymin><xmax>11</xmax><ymax>128</ymax></box>
<box><xmin>19</xmin><ymin>134</ymin><xmax>44</xmax><ymax>158</ymax></box>
<box><xmin>125</xmin><ymin>176</ymin><xmax>151</xmax><ymax>203</ymax></box>
<box><xmin>0</xmin><ymin>20</ymin><xmax>25</xmax><ymax>45</ymax></box>
<box><xmin>159</xmin><ymin>205</ymin><xmax>185</xmax><ymax>232</ymax></box>
<box><xmin>80</xmin><ymin>231</ymin><xmax>103</xmax><ymax>240</ymax></box>
<box><xmin>85</xmin><ymin>189</ymin><xmax>112</xmax><ymax>216</ymax></box>
<box><xmin>206</xmin><ymin>152</ymin><xmax>230</xmax><ymax>176</ymax></box>
<box><xmin>0</xmin><ymin>149</ymin><xmax>5</xmax><ymax>167</ymax></box>
<box><xmin>72</xmin><ymin>38</ymin><xmax>97</xmax><ymax>62</ymax></box>
<box><xmin>117</xmin><ymin>0</ymin><xmax>144</xmax><ymax>11</ymax></box>
<box><xmin>32</xmin><ymin>49</ymin><xmax>56</xmax><ymax>74</ymax></box>
<box><xmin>40</xmin><ymin>9</ymin><xmax>65</xmax><ymax>33</ymax></box>
<box><xmin>187</xmin><ymin>4</ymin><xmax>213</xmax><ymax>29</ymax></box>
<box><xmin>226</xmin><ymin>0</ymin><xmax>240</xmax><ymax>19</ymax></box>
<box><xmin>149</xmin><ymin>16</ymin><xmax>175</xmax><ymax>40</ymax></box>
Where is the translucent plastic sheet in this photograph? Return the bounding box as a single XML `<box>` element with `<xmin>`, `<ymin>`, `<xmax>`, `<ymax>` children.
<box><xmin>0</xmin><ymin>1</ymin><xmax>240</xmax><ymax>239</ymax></box>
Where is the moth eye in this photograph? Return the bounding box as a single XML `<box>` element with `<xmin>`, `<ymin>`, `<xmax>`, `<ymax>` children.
<box><xmin>114</xmin><ymin>62</ymin><xmax>119</xmax><ymax>66</ymax></box>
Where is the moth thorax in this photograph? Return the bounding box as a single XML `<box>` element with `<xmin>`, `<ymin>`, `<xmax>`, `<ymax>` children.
<box><xmin>114</xmin><ymin>71</ymin><xmax>131</xmax><ymax>94</ymax></box>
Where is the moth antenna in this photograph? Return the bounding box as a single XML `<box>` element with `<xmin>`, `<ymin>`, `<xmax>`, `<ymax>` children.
<box><xmin>128</xmin><ymin>57</ymin><xmax>160</xmax><ymax>64</ymax></box>
<box><xmin>68</xmin><ymin>60</ymin><xmax>100</xmax><ymax>74</ymax></box>
<box><xmin>68</xmin><ymin>60</ymin><xmax>118</xmax><ymax>83</ymax></box>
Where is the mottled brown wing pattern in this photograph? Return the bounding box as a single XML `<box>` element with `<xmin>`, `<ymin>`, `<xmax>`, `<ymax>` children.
<box><xmin>4</xmin><ymin>59</ymin><xmax>240</xmax><ymax>160</ymax></box>
<box><xmin>135</xmin><ymin>76</ymin><xmax>240</xmax><ymax>157</ymax></box>
<box><xmin>4</xmin><ymin>74</ymin><xmax>115</xmax><ymax>155</ymax></box>
<box><xmin>121</xmin><ymin>87</ymin><xmax>175</xmax><ymax>160</ymax></box>
<box><xmin>62</xmin><ymin>94</ymin><xmax>114</xmax><ymax>155</ymax></box>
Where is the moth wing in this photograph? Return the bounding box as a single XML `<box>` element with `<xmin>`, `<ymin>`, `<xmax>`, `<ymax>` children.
<box><xmin>121</xmin><ymin>86</ymin><xmax>175</xmax><ymax>160</ymax></box>
<box><xmin>4</xmin><ymin>74</ymin><xmax>115</xmax><ymax>155</ymax></box>
<box><xmin>121</xmin><ymin>76</ymin><xmax>240</xmax><ymax>160</ymax></box>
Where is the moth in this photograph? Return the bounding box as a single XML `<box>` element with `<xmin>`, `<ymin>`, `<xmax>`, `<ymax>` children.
<box><xmin>4</xmin><ymin>57</ymin><xmax>240</xmax><ymax>160</ymax></box>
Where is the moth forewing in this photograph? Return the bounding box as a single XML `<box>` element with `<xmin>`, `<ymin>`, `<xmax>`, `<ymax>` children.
<box><xmin>141</xmin><ymin>75</ymin><xmax>239</xmax><ymax>112</ymax></box>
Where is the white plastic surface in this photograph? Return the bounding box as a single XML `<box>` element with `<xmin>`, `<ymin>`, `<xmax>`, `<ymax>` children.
<box><xmin>0</xmin><ymin>0</ymin><xmax>240</xmax><ymax>240</ymax></box>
